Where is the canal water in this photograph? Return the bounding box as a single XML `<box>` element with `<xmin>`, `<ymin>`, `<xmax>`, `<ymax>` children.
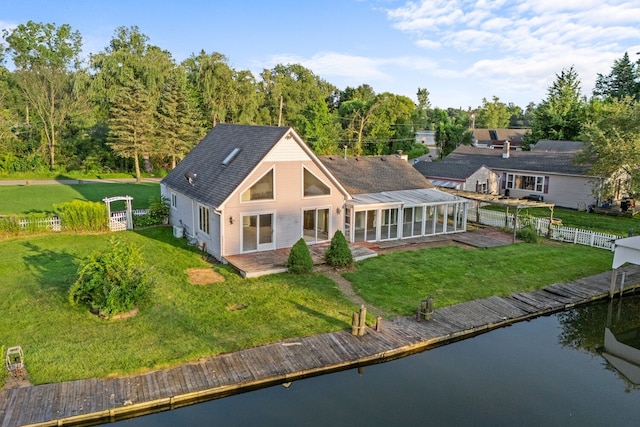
<box><xmin>112</xmin><ymin>295</ymin><xmax>640</xmax><ymax>426</ymax></box>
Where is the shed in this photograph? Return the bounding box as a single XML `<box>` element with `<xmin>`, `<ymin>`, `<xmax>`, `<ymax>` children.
<box><xmin>610</xmin><ymin>236</ymin><xmax>640</xmax><ymax>297</ymax></box>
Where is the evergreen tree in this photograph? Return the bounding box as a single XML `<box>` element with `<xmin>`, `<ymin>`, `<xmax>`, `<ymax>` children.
<box><xmin>107</xmin><ymin>80</ymin><xmax>153</xmax><ymax>181</ymax></box>
<box><xmin>593</xmin><ymin>52</ymin><xmax>639</xmax><ymax>101</ymax></box>
<box><xmin>526</xmin><ymin>66</ymin><xmax>586</xmax><ymax>144</ymax></box>
<box><xmin>154</xmin><ymin>67</ymin><xmax>200</xmax><ymax>169</ymax></box>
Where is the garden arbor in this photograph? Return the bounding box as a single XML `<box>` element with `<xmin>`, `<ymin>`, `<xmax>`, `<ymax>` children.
<box><xmin>103</xmin><ymin>195</ymin><xmax>134</xmax><ymax>231</ymax></box>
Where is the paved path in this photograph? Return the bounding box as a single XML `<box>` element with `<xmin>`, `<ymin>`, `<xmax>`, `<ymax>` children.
<box><xmin>2</xmin><ymin>265</ymin><xmax>639</xmax><ymax>427</ymax></box>
<box><xmin>0</xmin><ymin>178</ymin><xmax>162</xmax><ymax>186</ymax></box>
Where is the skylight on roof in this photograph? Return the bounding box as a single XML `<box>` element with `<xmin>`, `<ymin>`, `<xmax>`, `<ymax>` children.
<box><xmin>222</xmin><ymin>147</ymin><xmax>241</xmax><ymax>165</ymax></box>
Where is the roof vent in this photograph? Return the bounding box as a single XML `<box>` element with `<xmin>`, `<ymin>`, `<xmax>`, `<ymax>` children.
<box><xmin>222</xmin><ymin>147</ymin><xmax>241</xmax><ymax>165</ymax></box>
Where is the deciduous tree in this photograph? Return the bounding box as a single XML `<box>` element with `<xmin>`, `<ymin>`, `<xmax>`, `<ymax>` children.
<box><xmin>3</xmin><ymin>21</ymin><xmax>83</xmax><ymax>170</ymax></box>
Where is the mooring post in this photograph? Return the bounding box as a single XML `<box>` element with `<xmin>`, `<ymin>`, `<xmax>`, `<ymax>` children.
<box><xmin>375</xmin><ymin>316</ymin><xmax>382</xmax><ymax>332</ymax></box>
<box><xmin>609</xmin><ymin>269</ymin><xmax>617</xmax><ymax>298</ymax></box>
<box><xmin>358</xmin><ymin>305</ymin><xmax>367</xmax><ymax>336</ymax></box>
<box><xmin>351</xmin><ymin>311</ymin><xmax>360</xmax><ymax>336</ymax></box>
<box><xmin>417</xmin><ymin>296</ymin><xmax>434</xmax><ymax>321</ymax></box>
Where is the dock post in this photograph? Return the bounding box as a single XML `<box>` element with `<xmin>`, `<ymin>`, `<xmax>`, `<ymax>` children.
<box><xmin>609</xmin><ymin>269</ymin><xmax>617</xmax><ymax>298</ymax></box>
<box><xmin>351</xmin><ymin>305</ymin><xmax>367</xmax><ymax>336</ymax></box>
<box><xmin>375</xmin><ymin>316</ymin><xmax>382</xmax><ymax>332</ymax></box>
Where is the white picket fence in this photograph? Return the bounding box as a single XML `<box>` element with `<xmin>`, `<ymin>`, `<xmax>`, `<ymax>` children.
<box><xmin>468</xmin><ymin>207</ymin><xmax>621</xmax><ymax>250</ymax></box>
<box><xmin>6</xmin><ymin>209</ymin><xmax>148</xmax><ymax>233</ymax></box>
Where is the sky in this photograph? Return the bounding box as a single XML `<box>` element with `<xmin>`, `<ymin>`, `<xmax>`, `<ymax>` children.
<box><xmin>2</xmin><ymin>0</ymin><xmax>640</xmax><ymax>110</ymax></box>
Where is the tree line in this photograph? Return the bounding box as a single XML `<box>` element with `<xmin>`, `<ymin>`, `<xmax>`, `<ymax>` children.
<box><xmin>0</xmin><ymin>22</ymin><xmax>639</xmax><ymax>191</ymax></box>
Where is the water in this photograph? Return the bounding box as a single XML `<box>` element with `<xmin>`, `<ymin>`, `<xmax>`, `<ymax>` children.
<box><xmin>113</xmin><ymin>296</ymin><xmax>640</xmax><ymax>426</ymax></box>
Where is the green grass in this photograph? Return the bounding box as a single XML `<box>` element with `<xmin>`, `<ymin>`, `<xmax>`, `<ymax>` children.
<box><xmin>344</xmin><ymin>242</ymin><xmax>613</xmax><ymax>317</ymax></box>
<box><xmin>0</xmin><ymin>228</ymin><xmax>355</xmax><ymax>384</ymax></box>
<box><xmin>484</xmin><ymin>205</ymin><xmax>640</xmax><ymax>236</ymax></box>
<box><xmin>0</xmin><ymin>182</ymin><xmax>160</xmax><ymax>214</ymax></box>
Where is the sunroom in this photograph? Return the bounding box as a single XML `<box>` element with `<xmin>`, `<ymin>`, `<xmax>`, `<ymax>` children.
<box><xmin>343</xmin><ymin>188</ymin><xmax>468</xmax><ymax>243</ymax></box>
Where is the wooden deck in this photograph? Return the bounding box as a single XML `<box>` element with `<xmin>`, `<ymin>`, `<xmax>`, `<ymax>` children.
<box><xmin>225</xmin><ymin>228</ymin><xmax>512</xmax><ymax>278</ymax></box>
<box><xmin>2</xmin><ymin>265</ymin><xmax>640</xmax><ymax>427</ymax></box>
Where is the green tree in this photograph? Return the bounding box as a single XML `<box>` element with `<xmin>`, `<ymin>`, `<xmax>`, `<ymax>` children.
<box><xmin>526</xmin><ymin>66</ymin><xmax>586</xmax><ymax>145</ymax></box>
<box><xmin>475</xmin><ymin>96</ymin><xmax>511</xmax><ymax>129</ymax></box>
<box><xmin>433</xmin><ymin>108</ymin><xmax>472</xmax><ymax>157</ymax></box>
<box><xmin>2</xmin><ymin>21</ymin><xmax>84</xmax><ymax>170</ymax></box>
<box><xmin>90</xmin><ymin>26</ymin><xmax>174</xmax><ymax>172</ymax></box>
<box><xmin>258</xmin><ymin>64</ymin><xmax>336</xmax><ymax>127</ymax></box>
<box><xmin>155</xmin><ymin>67</ymin><xmax>200</xmax><ymax>169</ymax></box>
<box><xmin>183</xmin><ymin>50</ymin><xmax>235</xmax><ymax>128</ymax></box>
<box><xmin>593</xmin><ymin>52</ymin><xmax>639</xmax><ymax>101</ymax></box>
<box><xmin>292</xmin><ymin>100</ymin><xmax>341</xmax><ymax>154</ymax></box>
<box><xmin>578</xmin><ymin>97</ymin><xmax>640</xmax><ymax>197</ymax></box>
<box><xmin>108</xmin><ymin>80</ymin><xmax>153</xmax><ymax>181</ymax></box>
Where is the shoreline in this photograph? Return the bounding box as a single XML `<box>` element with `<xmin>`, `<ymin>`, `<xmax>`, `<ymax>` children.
<box><xmin>2</xmin><ymin>265</ymin><xmax>639</xmax><ymax>427</ymax></box>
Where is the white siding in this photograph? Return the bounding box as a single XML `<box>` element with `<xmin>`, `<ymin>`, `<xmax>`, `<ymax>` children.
<box><xmin>221</xmin><ymin>160</ymin><xmax>344</xmax><ymax>256</ymax></box>
<box><xmin>264</xmin><ymin>134</ymin><xmax>310</xmax><ymax>162</ymax></box>
<box><xmin>463</xmin><ymin>167</ymin><xmax>499</xmax><ymax>193</ymax></box>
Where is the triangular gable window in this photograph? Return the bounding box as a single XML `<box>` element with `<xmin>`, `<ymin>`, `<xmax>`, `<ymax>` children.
<box><xmin>241</xmin><ymin>169</ymin><xmax>274</xmax><ymax>201</ymax></box>
<box><xmin>304</xmin><ymin>168</ymin><xmax>330</xmax><ymax>197</ymax></box>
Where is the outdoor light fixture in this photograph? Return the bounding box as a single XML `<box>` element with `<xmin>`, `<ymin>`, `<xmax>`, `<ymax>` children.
<box><xmin>336</xmin><ymin>207</ymin><xmax>342</xmax><ymax>214</ymax></box>
<box><xmin>229</xmin><ymin>216</ymin><xmax>234</xmax><ymax>224</ymax></box>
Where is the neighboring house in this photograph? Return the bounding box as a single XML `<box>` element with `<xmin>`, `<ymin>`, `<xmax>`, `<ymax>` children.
<box><xmin>415</xmin><ymin>129</ymin><xmax>439</xmax><ymax>159</ymax></box>
<box><xmin>473</xmin><ymin>128</ymin><xmax>528</xmax><ymax>149</ymax></box>
<box><xmin>161</xmin><ymin>124</ymin><xmax>469</xmax><ymax>262</ymax></box>
<box><xmin>414</xmin><ymin>140</ymin><xmax>602</xmax><ymax>210</ymax></box>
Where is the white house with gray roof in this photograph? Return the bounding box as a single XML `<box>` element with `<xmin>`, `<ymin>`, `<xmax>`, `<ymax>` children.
<box><xmin>414</xmin><ymin>140</ymin><xmax>602</xmax><ymax>210</ymax></box>
<box><xmin>161</xmin><ymin>124</ymin><xmax>468</xmax><ymax>262</ymax></box>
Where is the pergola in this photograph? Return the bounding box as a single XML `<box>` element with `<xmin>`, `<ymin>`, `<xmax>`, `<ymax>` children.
<box><xmin>442</xmin><ymin>190</ymin><xmax>556</xmax><ymax>243</ymax></box>
<box><xmin>610</xmin><ymin>236</ymin><xmax>640</xmax><ymax>297</ymax></box>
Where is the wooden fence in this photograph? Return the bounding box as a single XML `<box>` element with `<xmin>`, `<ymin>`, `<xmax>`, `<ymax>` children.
<box><xmin>468</xmin><ymin>207</ymin><xmax>621</xmax><ymax>250</ymax></box>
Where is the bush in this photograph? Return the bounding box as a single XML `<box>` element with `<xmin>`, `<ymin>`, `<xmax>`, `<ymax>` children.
<box><xmin>54</xmin><ymin>200</ymin><xmax>109</xmax><ymax>232</ymax></box>
<box><xmin>325</xmin><ymin>230</ymin><xmax>353</xmax><ymax>268</ymax></box>
<box><xmin>287</xmin><ymin>238</ymin><xmax>314</xmax><ymax>274</ymax></box>
<box><xmin>517</xmin><ymin>225</ymin><xmax>539</xmax><ymax>243</ymax></box>
<box><xmin>132</xmin><ymin>196</ymin><xmax>169</xmax><ymax>228</ymax></box>
<box><xmin>68</xmin><ymin>237</ymin><xmax>152</xmax><ymax>317</ymax></box>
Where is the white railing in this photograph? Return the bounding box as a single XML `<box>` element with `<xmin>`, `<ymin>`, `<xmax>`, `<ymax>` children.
<box><xmin>468</xmin><ymin>207</ymin><xmax>621</xmax><ymax>250</ymax></box>
<box><xmin>4</xmin><ymin>209</ymin><xmax>149</xmax><ymax>233</ymax></box>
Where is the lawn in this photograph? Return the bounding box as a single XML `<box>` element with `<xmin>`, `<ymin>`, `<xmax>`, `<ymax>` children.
<box><xmin>0</xmin><ymin>182</ymin><xmax>160</xmax><ymax>214</ymax></box>
<box><xmin>0</xmin><ymin>227</ymin><xmax>355</xmax><ymax>385</ymax></box>
<box><xmin>0</xmin><ymin>226</ymin><xmax>616</xmax><ymax>386</ymax></box>
<box><xmin>344</xmin><ymin>242</ymin><xmax>613</xmax><ymax>317</ymax></box>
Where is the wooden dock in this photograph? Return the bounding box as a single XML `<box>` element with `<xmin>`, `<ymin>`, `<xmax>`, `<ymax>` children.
<box><xmin>2</xmin><ymin>265</ymin><xmax>640</xmax><ymax>427</ymax></box>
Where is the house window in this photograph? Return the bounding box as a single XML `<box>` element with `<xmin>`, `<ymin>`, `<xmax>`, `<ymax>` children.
<box><xmin>171</xmin><ymin>192</ymin><xmax>177</xmax><ymax>209</ymax></box>
<box><xmin>198</xmin><ymin>204</ymin><xmax>210</xmax><ymax>235</ymax></box>
<box><xmin>241</xmin><ymin>169</ymin><xmax>274</xmax><ymax>201</ymax></box>
<box><xmin>505</xmin><ymin>173</ymin><xmax>545</xmax><ymax>193</ymax></box>
<box><xmin>303</xmin><ymin>168</ymin><xmax>330</xmax><ymax>197</ymax></box>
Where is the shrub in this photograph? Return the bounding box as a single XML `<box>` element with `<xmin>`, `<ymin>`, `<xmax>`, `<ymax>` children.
<box><xmin>517</xmin><ymin>225</ymin><xmax>539</xmax><ymax>243</ymax></box>
<box><xmin>132</xmin><ymin>196</ymin><xmax>169</xmax><ymax>228</ymax></box>
<box><xmin>325</xmin><ymin>230</ymin><xmax>353</xmax><ymax>268</ymax></box>
<box><xmin>54</xmin><ymin>200</ymin><xmax>109</xmax><ymax>232</ymax></box>
<box><xmin>287</xmin><ymin>238</ymin><xmax>314</xmax><ymax>274</ymax></box>
<box><xmin>68</xmin><ymin>237</ymin><xmax>152</xmax><ymax>317</ymax></box>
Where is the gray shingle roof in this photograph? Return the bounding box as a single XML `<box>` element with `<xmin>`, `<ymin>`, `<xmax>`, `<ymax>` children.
<box><xmin>319</xmin><ymin>155</ymin><xmax>433</xmax><ymax>195</ymax></box>
<box><xmin>413</xmin><ymin>144</ymin><xmax>593</xmax><ymax>178</ymax></box>
<box><xmin>161</xmin><ymin>124</ymin><xmax>291</xmax><ymax>207</ymax></box>
<box><xmin>531</xmin><ymin>140</ymin><xmax>586</xmax><ymax>152</ymax></box>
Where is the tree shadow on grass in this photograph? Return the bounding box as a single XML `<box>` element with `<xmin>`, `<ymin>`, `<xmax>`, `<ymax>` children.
<box><xmin>21</xmin><ymin>241</ymin><xmax>79</xmax><ymax>294</ymax></box>
<box><xmin>288</xmin><ymin>301</ymin><xmax>351</xmax><ymax>329</ymax></box>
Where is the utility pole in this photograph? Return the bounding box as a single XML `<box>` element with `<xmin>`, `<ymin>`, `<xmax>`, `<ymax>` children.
<box><xmin>278</xmin><ymin>96</ymin><xmax>283</xmax><ymax>126</ymax></box>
